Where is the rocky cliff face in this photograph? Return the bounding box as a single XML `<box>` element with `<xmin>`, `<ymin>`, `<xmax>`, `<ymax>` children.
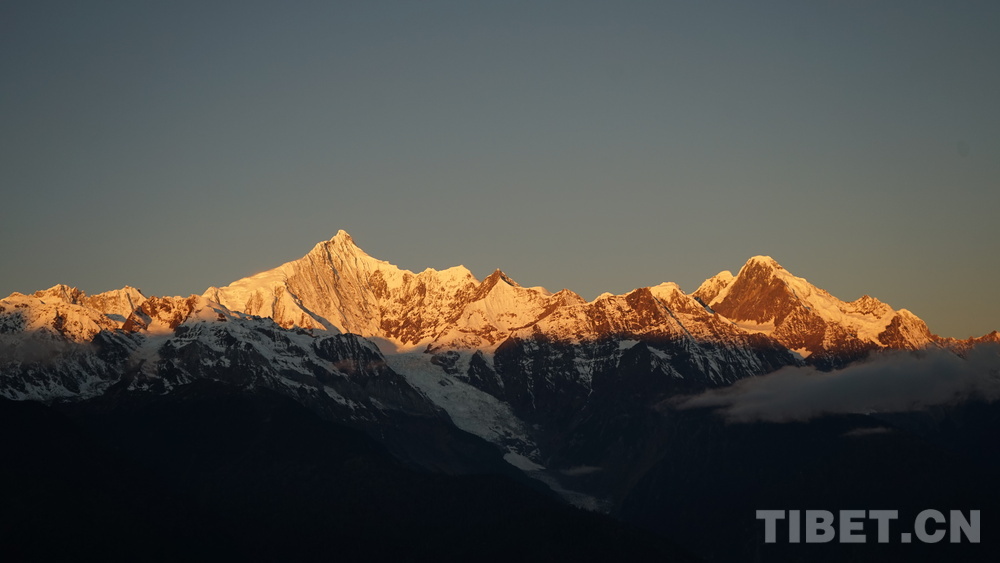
<box><xmin>3</xmin><ymin>233</ymin><xmax>996</xmax><ymax>563</ymax></box>
<box><xmin>2</xmin><ymin>232</ymin><xmax>995</xmax><ymax>495</ymax></box>
<box><xmin>205</xmin><ymin>236</ymin><xmax>946</xmax><ymax>362</ymax></box>
<box><xmin>0</xmin><ymin>287</ymin><xmax>511</xmax><ymax>475</ymax></box>
<box><xmin>694</xmin><ymin>256</ymin><xmax>935</xmax><ymax>366</ymax></box>
<box><xmin>28</xmin><ymin>284</ymin><xmax>147</xmax><ymax>327</ymax></box>
<box><xmin>4</xmin><ymin>234</ymin><xmax>989</xmax><ymax>435</ymax></box>
<box><xmin>203</xmin><ymin>231</ymin><xmax>481</xmax><ymax>341</ymax></box>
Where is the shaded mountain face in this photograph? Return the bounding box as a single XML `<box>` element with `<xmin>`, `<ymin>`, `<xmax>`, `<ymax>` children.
<box><xmin>617</xmin><ymin>404</ymin><xmax>999</xmax><ymax>563</ymax></box>
<box><xmin>694</xmin><ymin>256</ymin><xmax>934</xmax><ymax>367</ymax></box>
<box><xmin>1</xmin><ymin>234</ymin><xmax>991</xmax><ymax>464</ymax></box>
<box><xmin>2</xmin><ymin>232</ymin><xmax>997</xmax><ymax>562</ymax></box>
<box><xmin>0</xmin><ymin>385</ymin><xmax>697</xmax><ymax>563</ymax></box>
<box><xmin>0</xmin><ymin>291</ymin><xmax>517</xmax><ymax>476</ymax></box>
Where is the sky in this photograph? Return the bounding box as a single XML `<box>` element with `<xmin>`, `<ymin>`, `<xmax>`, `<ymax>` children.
<box><xmin>1</xmin><ymin>1</ymin><xmax>998</xmax><ymax>338</ymax></box>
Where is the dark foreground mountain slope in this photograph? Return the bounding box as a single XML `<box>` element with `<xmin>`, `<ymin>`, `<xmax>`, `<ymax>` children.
<box><xmin>3</xmin><ymin>233</ymin><xmax>999</xmax><ymax>562</ymax></box>
<box><xmin>617</xmin><ymin>404</ymin><xmax>1000</xmax><ymax>563</ymax></box>
<box><xmin>0</xmin><ymin>381</ymin><xmax>698</xmax><ymax>563</ymax></box>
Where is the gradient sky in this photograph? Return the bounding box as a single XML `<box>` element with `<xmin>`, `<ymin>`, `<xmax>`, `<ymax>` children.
<box><xmin>2</xmin><ymin>1</ymin><xmax>998</xmax><ymax>338</ymax></box>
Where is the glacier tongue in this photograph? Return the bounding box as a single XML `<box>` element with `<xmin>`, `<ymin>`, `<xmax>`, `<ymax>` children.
<box><xmin>383</xmin><ymin>350</ymin><xmax>539</xmax><ymax>459</ymax></box>
<box><xmin>5</xmin><ymin>231</ymin><xmax>998</xmax><ymax>516</ymax></box>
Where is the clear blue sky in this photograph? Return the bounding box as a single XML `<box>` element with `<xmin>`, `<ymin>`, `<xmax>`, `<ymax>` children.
<box><xmin>2</xmin><ymin>1</ymin><xmax>997</xmax><ymax>338</ymax></box>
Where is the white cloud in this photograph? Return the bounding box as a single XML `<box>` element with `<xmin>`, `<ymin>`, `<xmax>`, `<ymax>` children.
<box><xmin>678</xmin><ymin>345</ymin><xmax>1000</xmax><ymax>423</ymax></box>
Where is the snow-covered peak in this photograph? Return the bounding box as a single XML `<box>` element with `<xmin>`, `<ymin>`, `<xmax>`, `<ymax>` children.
<box><xmin>0</xmin><ymin>291</ymin><xmax>120</xmax><ymax>342</ymax></box>
<box><xmin>22</xmin><ymin>284</ymin><xmax>147</xmax><ymax>327</ymax></box>
<box><xmin>425</xmin><ymin>265</ymin><xmax>478</xmax><ymax>283</ymax></box>
<box><xmin>983</xmin><ymin>330</ymin><xmax>1000</xmax><ymax>343</ymax></box>
<box><xmin>847</xmin><ymin>294</ymin><xmax>892</xmax><ymax>317</ymax></box>
<box><xmin>692</xmin><ymin>271</ymin><xmax>734</xmax><ymax>305</ymax></box>
<box><xmin>200</xmin><ymin>236</ymin><xmax>956</xmax><ymax>356</ymax></box>
<box><xmin>702</xmin><ymin>270</ymin><xmax>735</xmax><ymax>286</ymax></box>
<box><xmin>308</xmin><ymin>232</ymin><xmax>386</xmax><ymax>271</ymax></box>
<box><xmin>702</xmin><ymin>257</ymin><xmax>937</xmax><ymax>354</ymax></box>
<box><xmin>88</xmin><ymin>286</ymin><xmax>147</xmax><ymax>323</ymax></box>
<box><xmin>32</xmin><ymin>284</ymin><xmax>89</xmax><ymax>305</ymax></box>
<box><xmin>648</xmin><ymin>282</ymin><xmax>704</xmax><ymax>314</ymax></box>
<box><xmin>648</xmin><ymin>282</ymin><xmax>683</xmax><ymax>300</ymax></box>
<box><xmin>710</xmin><ymin>256</ymin><xmax>819</xmax><ymax>320</ymax></box>
<box><xmin>205</xmin><ymin>231</ymin><xmax>489</xmax><ymax>344</ymax></box>
<box><xmin>551</xmin><ymin>288</ymin><xmax>585</xmax><ymax>306</ymax></box>
<box><xmin>487</xmin><ymin>268</ymin><xmax>520</xmax><ymax>288</ymax></box>
<box><xmin>742</xmin><ymin>255</ymin><xmax>783</xmax><ymax>272</ymax></box>
<box><xmin>122</xmin><ymin>294</ymin><xmax>233</xmax><ymax>334</ymax></box>
<box><xmin>325</xmin><ymin>229</ymin><xmax>366</xmax><ymax>253</ymax></box>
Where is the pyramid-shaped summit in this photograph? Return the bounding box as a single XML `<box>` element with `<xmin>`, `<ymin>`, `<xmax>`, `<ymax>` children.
<box><xmin>203</xmin><ymin>235</ymin><xmax>940</xmax><ymax>360</ymax></box>
<box><xmin>695</xmin><ymin>255</ymin><xmax>933</xmax><ymax>360</ymax></box>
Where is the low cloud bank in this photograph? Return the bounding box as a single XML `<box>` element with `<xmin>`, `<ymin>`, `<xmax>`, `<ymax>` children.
<box><xmin>0</xmin><ymin>333</ymin><xmax>92</xmax><ymax>365</ymax></box>
<box><xmin>679</xmin><ymin>345</ymin><xmax>1000</xmax><ymax>423</ymax></box>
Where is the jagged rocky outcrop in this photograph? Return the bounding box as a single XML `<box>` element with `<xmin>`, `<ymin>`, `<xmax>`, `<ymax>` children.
<box><xmin>28</xmin><ymin>284</ymin><xmax>147</xmax><ymax>327</ymax></box>
<box><xmin>2</xmin><ymin>231</ymin><xmax>996</xmax><ymax>493</ymax></box>
<box><xmin>694</xmin><ymin>256</ymin><xmax>935</xmax><ymax>367</ymax></box>
<box><xmin>204</xmin><ymin>234</ymin><xmax>956</xmax><ymax>360</ymax></box>
<box><xmin>0</xmin><ymin>289</ymin><xmax>511</xmax><ymax>474</ymax></box>
<box><xmin>3</xmin><ymin>232</ymin><xmax>997</xmax><ymax>563</ymax></box>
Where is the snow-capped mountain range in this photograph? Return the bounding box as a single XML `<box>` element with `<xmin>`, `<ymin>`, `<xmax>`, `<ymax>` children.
<box><xmin>5</xmin><ymin>231</ymin><xmax>997</xmax><ymax>563</ymax></box>
<box><xmin>2</xmin><ymin>231</ymin><xmax>997</xmax><ymax>502</ymax></box>
<box><xmin>200</xmin><ymin>231</ymin><xmax>974</xmax><ymax>356</ymax></box>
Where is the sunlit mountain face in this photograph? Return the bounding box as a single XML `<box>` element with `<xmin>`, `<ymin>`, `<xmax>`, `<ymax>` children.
<box><xmin>2</xmin><ymin>232</ymin><xmax>997</xmax><ymax>562</ymax></box>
